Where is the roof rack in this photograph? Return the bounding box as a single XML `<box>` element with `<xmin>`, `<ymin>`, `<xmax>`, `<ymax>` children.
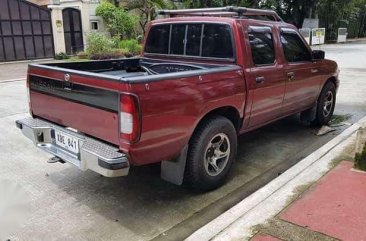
<box><xmin>158</xmin><ymin>6</ymin><xmax>283</xmax><ymax>22</ymax></box>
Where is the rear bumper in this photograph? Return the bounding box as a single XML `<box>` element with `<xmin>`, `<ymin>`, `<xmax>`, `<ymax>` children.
<box><xmin>15</xmin><ymin>117</ymin><xmax>129</xmax><ymax>177</ymax></box>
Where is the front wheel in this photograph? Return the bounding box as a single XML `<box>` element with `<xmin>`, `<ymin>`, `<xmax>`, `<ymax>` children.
<box><xmin>312</xmin><ymin>82</ymin><xmax>336</xmax><ymax>126</ymax></box>
<box><xmin>184</xmin><ymin>116</ymin><xmax>237</xmax><ymax>191</ymax></box>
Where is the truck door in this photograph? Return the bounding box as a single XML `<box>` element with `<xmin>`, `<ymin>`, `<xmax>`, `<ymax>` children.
<box><xmin>245</xmin><ymin>25</ymin><xmax>286</xmax><ymax>128</ymax></box>
<box><xmin>279</xmin><ymin>28</ymin><xmax>322</xmax><ymax>115</ymax></box>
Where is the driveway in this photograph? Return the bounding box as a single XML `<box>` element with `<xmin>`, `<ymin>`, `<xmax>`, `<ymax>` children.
<box><xmin>0</xmin><ymin>41</ymin><xmax>365</xmax><ymax>241</ymax></box>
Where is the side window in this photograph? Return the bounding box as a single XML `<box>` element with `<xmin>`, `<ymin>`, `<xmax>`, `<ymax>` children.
<box><xmin>281</xmin><ymin>32</ymin><xmax>312</xmax><ymax>62</ymax></box>
<box><xmin>249</xmin><ymin>28</ymin><xmax>275</xmax><ymax>65</ymax></box>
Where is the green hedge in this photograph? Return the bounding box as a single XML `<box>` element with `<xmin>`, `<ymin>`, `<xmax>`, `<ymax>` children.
<box><xmin>119</xmin><ymin>39</ymin><xmax>142</xmax><ymax>56</ymax></box>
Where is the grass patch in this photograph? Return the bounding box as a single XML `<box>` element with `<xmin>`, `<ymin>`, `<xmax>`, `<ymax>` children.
<box><xmin>284</xmin><ymin>182</ymin><xmax>316</xmax><ymax>207</ymax></box>
<box><xmin>354</xmin><ymin>142</ymin><xmax>366</xmax><ymax>171</ymax></box>
<box><xmin>329</xmin><ymin>114</ymin><xmax>352</xmax><ymax>125</ymax></box>
<box><xmin>328</xmin><ymin>154</ymin><xmax>354</xmax><ymax>169</ymax></box>
<box><xmin>65</xmin><ymin>57</ymin><xmax>91</xmax><ymax>62</ymax></box>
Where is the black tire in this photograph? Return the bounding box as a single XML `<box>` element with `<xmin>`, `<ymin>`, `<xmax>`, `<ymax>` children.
<box><xmin>312</xmin><ymin>82</ymin><xmax>336</xmax><ymax>126</ymax></box>
<box><xmin>184</xmin><ymin>116</ymin><xmax>238</xmax><ymax>191</ymax></box>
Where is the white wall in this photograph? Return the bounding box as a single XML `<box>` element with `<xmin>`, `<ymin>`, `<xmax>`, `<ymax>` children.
<box><xmin>48</xmin><ymin>0</ymin><xmax>106</xmax><ymax>54</ymax></box>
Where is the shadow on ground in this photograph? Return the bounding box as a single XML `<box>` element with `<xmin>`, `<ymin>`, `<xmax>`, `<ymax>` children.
<box><xmin>44</xmin><ymin>114</ymin><xmax>350</xmax><ymax>240</ymax></box>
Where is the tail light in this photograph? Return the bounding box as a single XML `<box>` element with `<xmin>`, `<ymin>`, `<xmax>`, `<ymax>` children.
<box><xmin>26</xmin><ymin>74</ymin><xmax>32</xmax><ymax>116</ymax></box>
<box><xmin>120</xmin><ymin>94</ymin><xmax>141</xmax><ymax>143</ymax></box>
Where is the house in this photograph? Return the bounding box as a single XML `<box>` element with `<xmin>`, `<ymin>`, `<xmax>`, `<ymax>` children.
<box><xmin>46</xmin><ymin>0</ymin><xmax>107</xmax><ymax>55</ymax></box>
<box><xmin>0</xmin><ymin>0</ymin><xmax>106</xmax><ymax>62</ymax></box>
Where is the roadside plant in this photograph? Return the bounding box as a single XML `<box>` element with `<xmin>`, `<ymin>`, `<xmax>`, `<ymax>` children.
<box><xmin>354</xmin><ymin>142</ymin><xmax>366</xmax><ymax>171</ymax></box>
<box><xmin>96</xmin><ymin>1</ymin><xmax>138</xmax><ymax>39</ymax></box>
<box><xmin>119</xmin><ymin>39</ymin><xmax>142</xmax><ymax>55</ymax></box>
<box><xmin>85</xmin><ymin>32</ymin><xmax>115</xmax><ymax>56</ymax></box>
<box><xmin>76</xmin><ymin>51</ymin><xmax>88</xmax><ymax>59</ymax></box>
<box><xmin>55</xmin><ymin>52</ymin><xmax>69</xmax><ymax>60</ymax></box>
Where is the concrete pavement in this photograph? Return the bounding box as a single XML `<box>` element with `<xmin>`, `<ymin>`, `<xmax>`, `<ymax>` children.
<box><xmin>279</xmin><ymin>161</ymin><xmax>366</xmax><ymax>241</ymax></box>
<box><xmin>248</xmin><ymin>160</ymin><xmax>366</xmax><ymax>241</ymax></box>
<box><xmin>189</xmin><ymin>116</ymin><xmax>366</xmax><ymax>241</ymax></box>
<box><xmin>0</xmin><ymin>41</ymin><xmax>366</xmax><ymax>241</ymax></box>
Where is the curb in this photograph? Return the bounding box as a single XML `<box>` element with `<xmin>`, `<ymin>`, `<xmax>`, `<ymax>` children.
<box><xmin>0</xmin><ymin>58</ymin><xmax>54</xmax><ymax>65</ymax></box>
<box><xmin>186</xmin><ymin>116</ymin><xmax>366</xmax><ymax>241</ymax></box>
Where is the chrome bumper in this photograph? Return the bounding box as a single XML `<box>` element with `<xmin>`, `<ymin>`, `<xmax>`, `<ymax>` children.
<box><xmin>15</xmin><ymin>117</ymin><xmax>129</xmax><ymax>177</ymax></box>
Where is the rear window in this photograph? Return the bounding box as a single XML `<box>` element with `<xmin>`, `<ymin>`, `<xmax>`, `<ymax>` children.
<box><xmin>144</xmin><ymin>24</ymin><xmax>170</xmax><ymax>54</ymax></box>
<box><xmin>202</xmin><ymin>24</ymin><xmax>234</xmax><ymax>59</ymax></box>
<box><xmin>170</xmin><ymin>24</ymin><xmax>186</xmax><ymax>55</ymax></box>
<box><xmin>144</xmin><ymin>23</ymin><xmax>234</xmax><ymax>60</ymax></box>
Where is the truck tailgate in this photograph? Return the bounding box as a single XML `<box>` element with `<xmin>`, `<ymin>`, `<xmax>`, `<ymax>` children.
<box><xmin>28</xmin><ymin>73</ymin><xmax>120</xmax><ymax>145</ymax></box>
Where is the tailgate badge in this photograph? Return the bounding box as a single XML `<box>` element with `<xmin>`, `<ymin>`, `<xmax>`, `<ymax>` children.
<box><xmin>64</xmin><ymin>74</ymin><xmax>71</xmax><ymax>82</ymax></box>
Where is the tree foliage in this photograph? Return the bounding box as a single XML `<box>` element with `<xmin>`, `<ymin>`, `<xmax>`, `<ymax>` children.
<box><xmin>96</xmin><ymin>1</ymin><xmax>138</xmax><ymax>39</ymax></box>
<box><xmin>107</xmin><ymin>0</ymin><xmax>366</xmax><ymax>40</ymax></box>
<box><xmin>124</xmin><ymin>0</ymin><xmax>176</xmax><ymax>34</ymax></box>
<box><xmin>180</xmin><ymin>0</ymin><xmax>366</xmax><ymax>39</ymax></box>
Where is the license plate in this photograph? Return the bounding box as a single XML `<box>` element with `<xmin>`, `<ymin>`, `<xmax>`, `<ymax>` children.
<box><xmin>55</xmin><ymin>130</ymin><xmax>80</xmax><ymax>154</ymax></box>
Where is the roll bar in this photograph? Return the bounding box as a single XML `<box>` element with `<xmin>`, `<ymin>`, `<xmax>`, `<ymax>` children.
<box><xmin>158</xmin><ymin>6</ymin><xmax>283</xmax><ymax>22</ymax></box>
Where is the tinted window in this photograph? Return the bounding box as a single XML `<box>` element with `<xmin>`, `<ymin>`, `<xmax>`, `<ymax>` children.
<box><xmin>186</xmin><ymin>24</ymin><xmax>202</xmax><ymax>56</ymax></box>
<box><xmin>249</xmin><ymin>32</ymin><xmax>275</xmax><ymax>65</ymax></box>
<box><xmin>144</xmin><ymin>23</ymin><xmax>234</xmax><ymax>60</ymax></box>
<box><xmin>281</xmin><ymin>32</ymin><xmax>311</xmax><ymax>62</ymax></box>
<box><xmin>170</xmin><ymin>25</ymin><xmax>186</xmax><ymax>55</ymax></box>
<box><xmin>202</xmin><ymin>24</ymin><xmax>234</xmax><ymax>59</ymax></box>
<box><xmin>145</xmin><ymin>25</ymin><xmax>170</xmax><ymax>54</ymax></box>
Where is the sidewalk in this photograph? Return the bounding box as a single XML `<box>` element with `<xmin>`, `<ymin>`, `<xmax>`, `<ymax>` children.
<box><xmin>187</xmin><ymin>118</ymin><xmax>366</xmax><ymax>241</ymax></box>
<box><xmin>251</xmin><ymin>160</ymin><xmax>366</xmax><ymax>241</ymax></box>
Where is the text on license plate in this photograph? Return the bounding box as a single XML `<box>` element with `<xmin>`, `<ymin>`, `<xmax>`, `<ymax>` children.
<box><xmin>55</xmin><ymin>130</ymin><xmax>79</xmax><ymax>154</ymax></box>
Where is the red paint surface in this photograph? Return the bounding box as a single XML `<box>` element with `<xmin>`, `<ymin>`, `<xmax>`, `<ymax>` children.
<box><xmin>251</xmin><ymin>234</ymin><xmax>282</xmax><ymax>241</ymax></box>
<box><xmin>27</xmin><ymin>17</ymin><xmax>339</xmax><ymax>166</ymax></box>
<box><xmin>281</xmin><ymin>161</ymin><xmax>366</xmax><ymax>241</ymax></box>
<box><xmin>31</xmin><ymin>91</ymin><xmax>120</xmax><ymax>145</ymax></box>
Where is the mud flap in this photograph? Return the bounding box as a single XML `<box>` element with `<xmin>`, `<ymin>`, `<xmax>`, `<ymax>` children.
<box><xmin>161</xmin><ymin>145</ymin><xmax>188</xmax><ymax>186</ymax></box>
<box><xmin>300</xmin><ymin>102</ymin><xmax>317</xmax><ymax>122</ymax></box>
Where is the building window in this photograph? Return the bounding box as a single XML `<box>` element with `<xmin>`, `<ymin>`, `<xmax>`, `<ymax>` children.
<box><xmin>91</xmin><ymin>21</ymin><xmax>99</xmax><ymax>31</ymax></box>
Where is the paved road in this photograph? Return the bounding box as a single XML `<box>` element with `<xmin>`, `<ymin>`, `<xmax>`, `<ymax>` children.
<box><xmin>0</xmin><ymin>41</ymin><xmax>365</xmax><ymax>241</ymax></box>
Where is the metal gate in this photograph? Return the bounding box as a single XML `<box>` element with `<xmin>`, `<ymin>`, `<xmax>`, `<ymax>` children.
<box><xmin>62</xmin><ymin>8</ymin><xmax>83</xmax><ymax>55</ymax></box>
<box><xmin>0</xmin><ymin>0</ymin><xmax>54</xmax><ymax>62</ymax></box>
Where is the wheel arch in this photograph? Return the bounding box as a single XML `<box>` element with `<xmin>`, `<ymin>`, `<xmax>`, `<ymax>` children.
<box><xmin>191</xmin><ymin>106</ymin><xmax>242</xmax><ymax>140</ymax></box>
<box><xmin>317</xmin><ymin>76</ymin><xmax>338</xmax><ymax>101</ymax></box>
<box><xmin>324</xmin><ymin>76</ymin><xmax>338</xmax><ymax>91</ymax></box>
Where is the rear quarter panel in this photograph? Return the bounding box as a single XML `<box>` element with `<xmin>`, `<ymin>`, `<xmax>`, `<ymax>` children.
<box><xmin>126</xmin><ymin>68</ymin><xmax>246</xmax><ymax>165</ymax></box>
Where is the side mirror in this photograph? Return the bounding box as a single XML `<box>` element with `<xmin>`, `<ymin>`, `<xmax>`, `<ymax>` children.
<box><xmin>312</xmin><ymin>50</ymin><xmax>325</xmax><ymax>60</ymax></box>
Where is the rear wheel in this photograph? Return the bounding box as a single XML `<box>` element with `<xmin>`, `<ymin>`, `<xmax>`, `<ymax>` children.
<box><xmin>185</xmin><ymin>116</ymin><xmax>237</xmax><ymax>190</ymax></box>
<box><xmin>312</xmin><ymin>82</ymin><xmax>336</xmax><ymax>126</ymax></box>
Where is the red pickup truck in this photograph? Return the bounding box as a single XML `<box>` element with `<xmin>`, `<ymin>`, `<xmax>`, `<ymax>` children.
<box><xmin>16</xmin><ymin>7</ymin><xmax>339</xmax><ymax>190</ymax></box>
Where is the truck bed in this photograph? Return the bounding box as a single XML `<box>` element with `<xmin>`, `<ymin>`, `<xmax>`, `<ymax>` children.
<box><xmin>43</xmin><ymin>57</ymin><xmax>237</xmax><ymax>82</ymax></box>
<box><xmin>28</xmin><ymin>57</ymin><xmax>242</xmax><ymax>151</ymax></box>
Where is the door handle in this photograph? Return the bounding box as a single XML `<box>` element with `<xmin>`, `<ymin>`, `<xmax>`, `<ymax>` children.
<box><xmin>255</xmin><ymin>76</ymin><xmax>265</xmax><ymax>84</ymax></box>
<box><xmin>287</xmin><ymin>72</ymin><xmax>295</xmax><ymax>81</ymax></box>
<box><xmin>311</xmin><ymin>68</ymin><xmax>319</xmax><ymax>74</ymax></box>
